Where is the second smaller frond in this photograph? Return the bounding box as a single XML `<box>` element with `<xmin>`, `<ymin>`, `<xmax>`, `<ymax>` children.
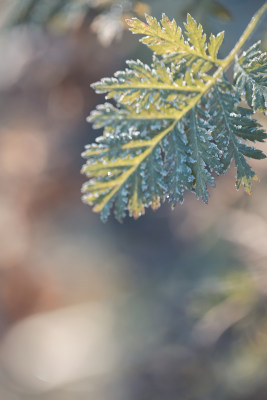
<box><xmin>234</xmin><ymin>41</ymin><xmax>267</xmax><ymax>114</ymax></box>
<box><xmin>209</xmin><ymin>75</ymin><xmax>267</xmax><ymax>193</ymax></box>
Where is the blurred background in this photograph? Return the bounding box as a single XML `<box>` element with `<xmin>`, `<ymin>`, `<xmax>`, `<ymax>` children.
<box><xmin>0</xmin><ymin>0</ymin><xmax>267</xmax><ymax>399</ymax></box>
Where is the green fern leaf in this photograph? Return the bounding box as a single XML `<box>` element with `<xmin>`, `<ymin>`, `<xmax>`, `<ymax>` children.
<box><xmin>208</xmin><ymin>31</ymin><xmax>225</xmax><ymax>60</ymax></box>
<box><xmin>209</xmin><ymin>75</ymin><xmax>266</xmax><ymax>193</ymax></box>
<box><xmin>234</xmin><ymin>41</ymin><xmax>267</xmax><ymax>114</ymax></box>
<box><xmin>163</xmin><ymin>122</ymin><xmax>194</xmax><ymax>207</ymax></box>
<box><xmin>184</xmin><ymin>13</ymin><xmax>207</xmax><ymax>56</ymax></box>
<box><xmin>126</xmin><ymin>13</ymin><xmax>187</xmax><ymax>55</ymax></box>
<box><xmin>82</xmin><ymin>6</ymin><xmax>267</xmax><ymax>221</ymax></box>
<box><xmin>186</xmin><ymin>105</ymin><xmax>221</xmax><ymax>202</ymax></box>
<box><xmin>82</xmin><ymin>122</ymin><xmax>173</xmax><ymax>221</ymax></box>
<box><xmin>91</xmin><ymin>57</ymin><xmax>203</xmax><ymax>112</ymax></box>
<box><xmin>127</xmin><ymin>13</ymin><xmax>224</xmax><ymax>65</ymax></box>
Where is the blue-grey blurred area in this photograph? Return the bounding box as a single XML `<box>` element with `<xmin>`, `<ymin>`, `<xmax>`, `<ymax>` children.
<box><xmin>0</xmin><ymin>0</ymin><xmax>267</xmax><ymax>399</ymax></box>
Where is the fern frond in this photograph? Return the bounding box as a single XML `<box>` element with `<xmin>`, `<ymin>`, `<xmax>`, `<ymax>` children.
<box><xmin>88</xmin><ymin>103</ymin><xmax>183</xmax><ymax>141</ymax></box>
<box><xmin>82</xmin><ymin>122</ymin><xmax>174</xmax><ymax>221</ymax></box>
<box><xmin>127</xmin><ymin>13</ymin><xmax>224</xmax><ymax>66</ymax></box>
<box><xmin>91</xmin><ymin>57</ymin><xmax>203</xmax><ymax>112</ymax></box>
<box><xmin>163</xmin><ymin>122</ymin><xmax>195</xmax><ymax>207</ymax></box>
<box><xmin>234</xmin><ymin>41</ymin><xmax>267</xmax><ymax>114</ymax></box>
<box><xmin>186</xmin><ymin>105</ymin><xmax>222</xmax><ymax>202</ymax></box>
<box><xmin>209</xmin><ymin>75</ymin><xmax>267</xmax><ymax>193</ymax></box>
<box><xmin>82</xmin><ymin>5</ymin><xmax>267</xmax><ymax>221</ymax></box>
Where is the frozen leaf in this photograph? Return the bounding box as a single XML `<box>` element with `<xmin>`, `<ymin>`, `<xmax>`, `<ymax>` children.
<box><xmin>82</xmin><ymin>11</ymin><xmax>267</xmax><ymax>220</ymax></box>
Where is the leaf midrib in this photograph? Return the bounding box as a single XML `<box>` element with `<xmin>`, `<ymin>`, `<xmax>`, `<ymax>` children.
<box><xmin>102</xmin><ymin>82</ymin><xmax>202</xmax><ymax>92</ymax></box>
